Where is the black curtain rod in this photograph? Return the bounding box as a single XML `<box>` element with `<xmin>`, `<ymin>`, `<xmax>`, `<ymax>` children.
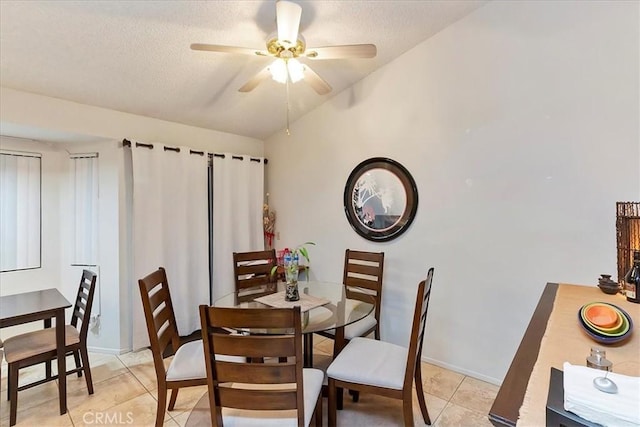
<box><xmin>122</xmin><ymin>138</ymin><xmax>268</xmax><ymax>163</ymax></box>
<box><xmin>122</xmin><ymin>139</ymin><xmax>152</xmax><ymax>149</ymax></box>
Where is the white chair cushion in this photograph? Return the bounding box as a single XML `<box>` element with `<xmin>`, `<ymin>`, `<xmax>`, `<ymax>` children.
<box><xmin>221</xmin><ymin>368</ymin><xmax>324</xmax><ymax>427</ymax></box>
<box><xmin>327</xmin><ymin>337</ymin><xmax>407</xmax><ymax>390</ymax></box>
<box><xmin>324</xmin><ymin>313</ymin><xmax>377</xmax><ymax>340</ymax></box>
<box><xmin>166</xmin><ymin>340</ymin><xmax>206</xmax><ymax>381</ymax></box>
<box><xmin>166</xmin><ymin>339</ymin><xmax>243</xmax><ymax>382</ymax></box>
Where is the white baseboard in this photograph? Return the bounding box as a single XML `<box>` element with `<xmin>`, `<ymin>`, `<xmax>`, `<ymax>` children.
<box><xmin>421</xmin><ymin>356</ymin><xmax>502</xmax><ymax>386</ymax></box>
<box><xmin>87</xmin><ymin>346</ymin><xmax>131</xmax><ymax>355</ymax></box>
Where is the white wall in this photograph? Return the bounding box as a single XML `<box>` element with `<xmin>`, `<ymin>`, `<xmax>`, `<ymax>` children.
<box><xmin>1</xmin><ymin>90</ymin><xmax>265</xmax><ymax>352</ymax></box>
<box><xmin>265</xmin><ymin>1</ymin><xmax>640</xmax><ymax>384</ymax></box>
<box><xmin>0</xmin><ymin>87</ymin><xmax>264</xmax><ymax>156</ymax></box>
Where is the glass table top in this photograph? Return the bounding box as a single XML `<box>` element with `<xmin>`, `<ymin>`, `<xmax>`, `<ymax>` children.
<box><xmin>213</xmin><ymin>280</ymin><xmax>375</xmax><ymax>335</ymax></box>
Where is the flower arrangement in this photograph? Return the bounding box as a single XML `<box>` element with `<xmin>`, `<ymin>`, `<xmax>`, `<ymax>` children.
<box><xmin>273</xmin><ymin>241</ymin><xmax>315</xmax><ymax>301</ymax></box>
<box><xmin>270</xmin><ymin>241</ymin><xmax>315</xmax><ymax>279</ymax></box>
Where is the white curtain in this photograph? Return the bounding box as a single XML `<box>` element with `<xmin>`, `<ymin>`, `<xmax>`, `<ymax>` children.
<box><xmin>211</xmin><ymin>154</ymin><xmax>264</xmax><ymax>302</ymax></box>
<box><xmin>71</xmin><ymin>154</ymin><xmax>98</xmax><ymax>265</ymax></box>
<box><xmin>0</xmin><ymin>152</ymin><xmax>41</xmax><ymax>272</ymax></box>
<box><xmin>130</xmin><ymin>144</ymin><xmax>209</xmax><ymax>349</ymax></box>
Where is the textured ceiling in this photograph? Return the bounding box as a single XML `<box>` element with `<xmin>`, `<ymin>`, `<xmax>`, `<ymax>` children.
<box><xmin>0</xmin><ymin>1</ymin><xmax>487</xmax><ymax>141</ymax></box>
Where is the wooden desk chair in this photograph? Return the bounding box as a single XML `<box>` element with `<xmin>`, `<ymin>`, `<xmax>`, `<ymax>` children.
<box><xmin>232</xmin><ymin>250</ymin><xmax>278</xmax><ymax>302</ymax></box>
<box><xmin>327</xmin><ymin>268</ymin><xmax>435</xmax><ymax>427</ymax></box>
<box><xmin>138</xmin><ymin>267</ymin><xmax>209</xmax><ymax>427</ymax></box>
<box><xmin>199</xmin><ymin>305</ymin><xmax>324</xmax><ymax>427</ymax></box>
<box><xmin>3</xmin><ymin>270</ymin><xmax>97</xmax><ymax>427</ymax></box>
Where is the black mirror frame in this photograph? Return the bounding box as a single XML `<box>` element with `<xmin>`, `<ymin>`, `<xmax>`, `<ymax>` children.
<box><xmin>343</xmin><ymin>157</ymin><xmax>419</xmax><ymax>242</ymax></box>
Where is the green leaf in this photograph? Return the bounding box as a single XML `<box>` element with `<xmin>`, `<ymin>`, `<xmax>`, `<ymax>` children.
<box><xmin>299</xmin><ymin>247</ymin><xmax>310</xmax><ymax>263</ymax></box>
<box><xmin>270</xmin><ymin>265</ymin><xmax>278</xmax><ymax>277</ymax></box>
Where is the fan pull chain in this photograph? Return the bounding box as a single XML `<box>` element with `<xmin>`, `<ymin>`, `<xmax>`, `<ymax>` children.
<box><xmin>285</xmin><ymin>78</ymin><xmax>291</xmax><ymax>136</ymax></box>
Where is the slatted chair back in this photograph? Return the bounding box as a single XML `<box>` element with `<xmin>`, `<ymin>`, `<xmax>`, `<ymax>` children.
<box><xmin>138</xmin><ymin>267</ymin><xmax>181</xmax><ymax>378</ymax></box>
<box><xmin>232</xmin><ymin>250</ymin><xmax>278</xmax><ymax>304</ymax></box>
<box><xmin>342</xmin><ymin>249</ymin><xmax>384</xmax><ymax>338</ymax></box>
<box><xmin>232</xmin><ymin>250</ymin><xmax>277</xmax><ymax>293</ymax></box>
<box><xmin>199</xmin><ymin>306</ymin><xmax>306</xmax><ymax>427</ymax></box>
<box><xmin>403</xmin><ymin>267</ymin><xmax>434</xmax><ymax>391</ymax></box>
<box><xmin>71</xmin><ymin>270</ymin><xmax>98</xmax><ymax>342</ymax></box>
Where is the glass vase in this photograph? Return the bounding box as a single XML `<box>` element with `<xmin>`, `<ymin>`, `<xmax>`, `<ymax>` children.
<box><xmin>284</xmin><ymin>256</ymin><xmax>300</xmax><ymax>301</ymax></box>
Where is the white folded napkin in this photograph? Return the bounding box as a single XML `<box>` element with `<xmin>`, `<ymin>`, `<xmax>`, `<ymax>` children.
<box><xmin>563</xmin><ymin>362</ymin><xmax>640</xmax><ymax>427</ymax></box>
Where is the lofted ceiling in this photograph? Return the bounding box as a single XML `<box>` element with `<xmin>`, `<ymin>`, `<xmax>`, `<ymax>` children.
<box><xmin>0</xmin><ymin>1</ymin><xmax>487</xmax><ymax>141</ymax></box>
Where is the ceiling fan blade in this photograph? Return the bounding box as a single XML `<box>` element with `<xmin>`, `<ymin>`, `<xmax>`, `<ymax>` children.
<box><xmin>276</xmin><ymin>0</ymin><xmax>302</xmax><ymax>46</ymax></box>
<box><xmin>303</xmin><ymin>65</ymin><xmax>332</xmax><ymax>95</ymax></box>
<box><xmin>238</xmin><ymin>66</ymin><xmax>272</xmax><ymax>92</ymax></box>
<box><xmin>305</xmin><ymin>44</ymin><xmax>377</xmax><ymax>60</ymax></box>
<box><xmin>190</xmin><ymin>43</ymin><xmax>266</xmax><ymax>56</ymax></box>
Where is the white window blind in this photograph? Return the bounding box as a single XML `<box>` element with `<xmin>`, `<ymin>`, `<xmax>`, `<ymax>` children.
<box><xmin>0</xmin><ymin>151</ymin><xmax>41</xmax><ymax>272</ymax></box>
<box><xmin>71</xmin><ymin>154</ymin><xmax>98</xmax><ymax>265</ymax></box>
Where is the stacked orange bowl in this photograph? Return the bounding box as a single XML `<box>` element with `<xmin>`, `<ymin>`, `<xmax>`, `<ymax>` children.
<box><xmin>578</xmin><ymin>302</ymin><xmax>634</xmax><ymax>344</ymax></box>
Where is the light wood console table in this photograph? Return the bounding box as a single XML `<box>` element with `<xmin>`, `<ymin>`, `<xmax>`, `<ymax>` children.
<box><xmin>490</xmin><ymin>282</ymin><xmax>639</xmax><ymax>426</ymax></box>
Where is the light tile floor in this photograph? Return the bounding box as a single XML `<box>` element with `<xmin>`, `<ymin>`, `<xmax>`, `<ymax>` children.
<box><xmin>0</xmin><ymin>336</ymin><xmax>497</xmax><ymax>426</ymax></box>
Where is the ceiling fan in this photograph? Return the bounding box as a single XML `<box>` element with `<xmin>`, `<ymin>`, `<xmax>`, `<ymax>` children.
<box><xmin>190</xmin><ymin>0</ymin><xmax>377</xmax><ymax>95</ymax></box>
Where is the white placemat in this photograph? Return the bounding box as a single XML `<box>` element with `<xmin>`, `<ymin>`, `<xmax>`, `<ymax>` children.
<box><xmin>254</xmin><ymin>291</ymin><xmax>330</xmax><ymax>312</ymax></box>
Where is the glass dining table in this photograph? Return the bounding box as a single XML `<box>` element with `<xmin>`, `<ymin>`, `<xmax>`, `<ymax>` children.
<box><xmin>213</xmin><ymin>280</ymin><xmax>375</xmax><ymax>367</ymax></box>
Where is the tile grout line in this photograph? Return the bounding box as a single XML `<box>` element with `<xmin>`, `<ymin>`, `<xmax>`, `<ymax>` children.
<box><xmin>115</xmin><ymin>352</ymin><xmax>185</xmax><ymax>426</ymax></box>
<box><xmin>446</xmin><ymin>374</ymin><xmax>497</xmax><ymax>419</ymax></box>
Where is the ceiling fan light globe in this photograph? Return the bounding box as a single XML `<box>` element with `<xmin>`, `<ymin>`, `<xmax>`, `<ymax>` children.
<box><xmin>287</xmin><ymin>59</ymin><xmax>304</xmax><ymax>83</ymax></box>
<box><xmin>268</xmin><ymin>59</ymin><xmax>288</xmax><ymax>84</ymax></box>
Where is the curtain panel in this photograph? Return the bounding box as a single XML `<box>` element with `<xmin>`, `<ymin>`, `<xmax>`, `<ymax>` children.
<box><xmin>210</xmin><ymin>154</ymin><xmax>264</xmax><ymax>302</ymax></box>
<box><xmin>130</xmin><ymin>144</ymin><xmax>209</xmax><ymax>349</ymax></box>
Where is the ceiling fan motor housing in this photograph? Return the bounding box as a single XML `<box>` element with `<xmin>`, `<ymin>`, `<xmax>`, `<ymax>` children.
<box><xmin>267</xmin><ymin>33</ymin><xmax>306</xmax><ymax>58</ymax></box>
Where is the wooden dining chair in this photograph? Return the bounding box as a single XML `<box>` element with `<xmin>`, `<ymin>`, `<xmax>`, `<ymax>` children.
<box><xmin>319</xmin><ymin>250</ymin><xmax>385</xmax><ymax>350</ymax></box>
<box><xmin>232</xmin><ymin>249</ymin><xmax>284</xmax><ymax>363</ymax></box>
<box><xmin>327</xmin><ymin>268</ymin><xmax>435</xmax><ymax>427</ymax></box>
<box><xmin>3</xmin><ymin>269</ymin><xmax>97</xmax><ymax>426</ymax></box>
<box><xmin>232</xmin><ymin>249</ymin><xmax>278</xmax><ymax>300</ymax></box>
<box><xmin>199</xmin><ymin>305</ymin><xmax>324</xmax><ymax>427</ymax></box>
<box><xmin>138</xmin><ymin>267</ymin><xmax>209</xmax><ymax>427</ymax></box>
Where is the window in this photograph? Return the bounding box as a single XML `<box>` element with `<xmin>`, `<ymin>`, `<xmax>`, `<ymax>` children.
<box><xmin>0</xmin><ymin>151</ymin><xmax>41</xmax><ymax>272</ymax></box>
<box><xmin>71</xmin><ymin>154</ymin><xmax>98</xmax><ymax>265</ymax></box>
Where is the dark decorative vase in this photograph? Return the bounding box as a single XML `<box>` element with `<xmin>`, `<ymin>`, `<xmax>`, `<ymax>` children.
<box><xmin>284</xmin><ymin>254</ymin><xmax>300</xmax><ymax>302</ymax></box>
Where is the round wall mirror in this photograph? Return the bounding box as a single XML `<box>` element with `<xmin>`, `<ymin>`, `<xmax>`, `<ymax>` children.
<box><xmin>343</xmin><ymin>157</ymin><xmax>418</xmax><ymax>242</ymax></box>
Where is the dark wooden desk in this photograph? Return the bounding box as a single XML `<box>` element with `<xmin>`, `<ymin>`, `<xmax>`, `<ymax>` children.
<box><xmin>0</xmin><ymin>288</ymin><xmax>72</xmax><ymax>416</ymax></box>
<box><xmin>488</xmin><ymin>282</ymin><xmax>558</xmax><ymax>427</ymax></box>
